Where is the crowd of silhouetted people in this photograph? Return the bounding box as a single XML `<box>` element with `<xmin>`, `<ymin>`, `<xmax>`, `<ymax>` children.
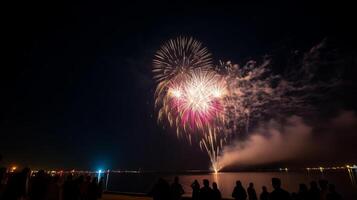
<box><xmin>150</xmin><ymin>176</ymin><xmax>343</xmax><ymax>200</ymax></box>
<box><xmin>0</xmin><ymin>167</ymin><xmax>104</xmax><ymax>200</ymax></box>
<box><xmin>0</xmin><ymin>167</ymin><xmax>345</xmax><ymax>200</ymax></box>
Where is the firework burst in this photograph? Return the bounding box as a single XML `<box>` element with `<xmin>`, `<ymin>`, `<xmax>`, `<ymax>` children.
<box><xmin>166</xmin><ymin>70</ymin><xmax>226</xmax><ymax>131</ymax></box>
<box><xmin>161</xmin><ymin>69</ymin><xmax>227</xmax><ymax>172</ymax></box>
<box><xmin>153</xmin><ymin>37</ymin><xmax>335</xmax><ymax>172</ymax></box>
<box><xmin>153</xmin><ymin>37</ymin><xmax>212</xmax><ymax>82</ymax></box>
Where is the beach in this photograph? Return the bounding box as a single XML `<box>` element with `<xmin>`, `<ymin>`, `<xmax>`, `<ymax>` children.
<box><xmin>102</xmin><ymin>194</ymin><xmax>152</xmax><ymax>200</ymax></box>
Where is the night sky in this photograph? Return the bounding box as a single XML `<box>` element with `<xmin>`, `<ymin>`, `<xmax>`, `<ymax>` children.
<box><xmin>1</xmin><ymin>2</ymin><xmax>357</xmax><ymax>170</ymax></box>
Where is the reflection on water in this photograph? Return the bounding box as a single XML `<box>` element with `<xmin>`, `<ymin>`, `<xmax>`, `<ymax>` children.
<box><xmin>107</xmin><ymin>170</ymin><xmax>357</xmax><ymax>200</ymax></box>
<box><xmin>347</xmin><ymin>168</ymin><xmax>357</xmax><ymax>185</ymax></box>
<box><xmin>176</xmin><ymin>171</ymin><xmax>357</xmax><ymax>199</ymax></box>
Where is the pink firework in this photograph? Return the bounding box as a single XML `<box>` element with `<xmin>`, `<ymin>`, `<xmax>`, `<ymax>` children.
<box><xmin>166</xmin><ymin>70</ymin><xmax>226</xmax><ymax>131</ymax></box>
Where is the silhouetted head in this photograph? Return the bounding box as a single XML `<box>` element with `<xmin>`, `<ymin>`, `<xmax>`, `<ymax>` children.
<box><xmin>77</xmin><ymin>175</ymin><xmax>84</xmax><ymax>183</ymax></box>
<box><xmin>157</xmin><ymin>178</ymin><xmax>164</xmax><ymax>185</ymax></box>
<box><xmin>262</xmin><ymin>186</ymin><xmax>267</xmax><ymax>192</ymax></box>
<box><xmin>299</xmin><ymin>184</ymin><xmax>308</xmax><ymax>192</ymax></box>
<box><xmin>174</xmin><ymin>176</ymin><xmax>179</xmax><ymax>183</ymax></box>
<box><xmin>212</xmin><ymin>182</ymin><xmax>218</xmax><ymax>189</ymax></box>
<box><xmin>162</xmin><ymin>178</ymin><xmax>169</xmax><ymax>186</ymax></box>
<box><xmin>92</xmin><ymin>177</ymin><xmax>98</xmax><ymax>183</ymax></box>
<box><xmin>0</xmin><ymin>167</ymin><xmax>6</xmax><ymax>177</ymax></box>
<box><xmin>319</xmin><ymin>180</ymin><xmax>328</xmax><ymax>190</ymax></box>
<box><xmin>203</xmin><ymin>179</ymin><xmax>209</xmax><ymax>187</ymax></box>
<box><xmin>236</xmin><ymin>180</ymin><xmax>242</xmax><ymax>187</ymax></box>
<box><xmin>310</xmin><ymin>181</ymin><xmax>318</xmax><ymax>189</ymax></box>
<box><xmin>37</xmin><ymin>170</ymin><xmax>45</xmax><ymax>177</ymax></box>
<box><xmin>86</xmin><ymin>175</ymin><xmax>91</xmax><ymax>182</ymax></box>
<box><xmin>67</xmin><ymin>174</ymin><xmax>73</xmax><ymax>181</ymax></box>
<box><xmin>194</xmin><ymin>180</ymin><xmax>199</xmax><ymax>185</ymax></box>
<box><xmin>291</xmin><ymin>192</ymin><xmax>297</xmax><ymax>198</ymax></box>
<box><xmin>328</xmin><ymin>184</ymin><xmax>336</xmax><ymax>192</ymax></box>
<box><xmin>22</xmin><ymin>167</ymin><xmax>31</xmax><ymax>176</ymax></box>
<box><xmin>53</xmin><ymin>175</ymin><xmax>60</xmax><ymax>183</ymax></box>
<box><xmin>249</xmin><ymin>182</ymin><xmax>254</xmax><ymax>188</ymax></box>
<box><xmin>272</xmin><ymin>178</ymin><xmax>281</xmax><ymax>189</ymax></box>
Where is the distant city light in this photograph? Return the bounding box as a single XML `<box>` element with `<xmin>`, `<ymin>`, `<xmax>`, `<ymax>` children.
<box><xmin>10</xmin><ymin>166</ymin><xmax>17</xmax><ymax>172</ymax></box>
<box><xmin>279</xmin><ymin>168</ymin><xmax>288</xmax><ymax>172</ymax></box>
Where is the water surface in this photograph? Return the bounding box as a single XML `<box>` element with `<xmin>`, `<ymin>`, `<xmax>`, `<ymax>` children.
<box><xmin>107</xmin><ymin>170</ymin><xmax>357</xmax><ymax>199</ymax></box>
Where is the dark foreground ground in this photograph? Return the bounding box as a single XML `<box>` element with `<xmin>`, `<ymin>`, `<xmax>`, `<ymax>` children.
<box><xmin>102</xmin><ymin>193</ymin><xmax>233</xmax><ymax>200</ymax></box>
<box><xmin>102</xmin><ymin>194</ymin><xmax>151</xmax><ymax>200</ymax></box>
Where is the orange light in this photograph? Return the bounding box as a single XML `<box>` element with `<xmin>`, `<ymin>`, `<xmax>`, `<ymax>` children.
<box><xmin>10</xmin><ymin>166</ymin><xmax>17</xmax><ymax>172</ymax></box>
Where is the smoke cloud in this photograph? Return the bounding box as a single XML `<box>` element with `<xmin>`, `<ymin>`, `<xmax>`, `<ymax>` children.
<box><xmin>217</xmin><ymin>111</ymin><xmax>357</xmax><ymax>169</ymax></box>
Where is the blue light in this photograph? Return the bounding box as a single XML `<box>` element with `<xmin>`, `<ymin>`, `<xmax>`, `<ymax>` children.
<box><xmin>97</xmin><ymin>169</ymin><xmax>103</xmax><ymax>183</ymax></box>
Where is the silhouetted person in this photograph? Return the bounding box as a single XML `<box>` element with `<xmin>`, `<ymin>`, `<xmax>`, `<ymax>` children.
<box><xmin>98</xmin><ymin>177</ymin><xmax>104</xmax><ymax>198</ymax></box>
<box><xmin>191</xmin><ymin>179</ymin><xmax>200</xmax><ymax>200</ymax></box>
<box><xmin>248</xmin><ymin>182</ymin><xmax>258</xmax><ymax>200</ymax></box>
<box><xmin>200</xmin><ymin>179</ymin><xmax>214</xmax><ymax>200</ymax></box>
<box><xmin>2</xmin><ymin>168</ymin><xmax>31</xmax><ymax>200</ymax></box>
<box><xmin>292</xmin><ymin>192</ymin><xmax>298</xmax><ymax>200</ymax></box>
<box><xmin>326</xmin><ymin>184</ymin><xmax>342</xmax><ymax>200</ymax></box>
<box><xmin>87</xmin><ymin>177</ymin><xmax>99</xmax><ymax>200</ymax></box>
<box><xmin>269</xmin><ymin>178</ymin><xmax>291</xmax><ymax>200</ymax></box>
<box><xmin>260</xmin><ymin>186</ymin><xmax>270</xmax><ymax>200</ymax></box>
<box><xmin>78</xmin><ymin>175</ymin><xmax>87</xmax><ymax>200</ymax></box>
<box><xmin>308</xmin><ymin>181</ymin><xmax>320</xmax><ymax>200</ymax></box>
<box><xmin>19</xmin><ymin>167</ymin><xmax>31</xmax><ymax>199</ymax></box>
<box><xmin>2</xmin><ymin>172</ymin><xmax>20</xmax><ymax>200</ymax></box>
<box><xmin>296</xmin><ymin>184</ymin><xmax>308</xmax><ymax>200</ymax></box>
<box><xmin>212</xmin><ymin>182</ymin><xmax>222</xmax><ymax>200</ymax></box>
<box><xmin>232</xmin><ymin>180</ymin><xmax>247</xmax><ymax>200</ymax></box>
<box><xmin>0</xmin><ymin>167</ymin><xmax>7</xmax><ymax>198</ymax></box>
<box><xmin>171</xmin><ymin>176</ymin><xmax>184</xmax><ymax>200</ymax></box>
<box><xmin>319</xmin><ymin>180</ymin><xmax>329</xmax><ymax>200</ymax></box>
<box><xmin>63</xmin><ymin>174</ymin><xmax>79</xmax><ymax>200</ymax></box>
<box><xmin>3</xmin><ymin>167</ymin><xmax>31</xmax><ymax>200</ymax></box>
<box><xmin>29</xmin><ymin>170</ymin><xmax>48</xmax><ymax>200</ymax></box>
<box><xmin>47</xmin><ymin>175</ymin><xmax>60</xmax><ymax>200</ymax></box>
<box><xmin>80</xmin><ymin>175</ymin><xmax>91</xmax><ymax>200</ymax></box>
<box><xmin>150</xmin><ymin>178</ymin><xmax>171</xmax><ymax>200</ymax></box>
<box><xmin>0</xmin><ymin>167</ymin><xmax>6</xmax><ymax>184</ymax></box>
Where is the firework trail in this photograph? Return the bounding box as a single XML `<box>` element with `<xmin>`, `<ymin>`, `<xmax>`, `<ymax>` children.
<box><xmin>153</xmin><ymin>37</ymin><xmax>226</xmax><ymax>172</ymax></box>
<box><xmin>153</xmin><ymin>37</ymin><xmax>337</xmax><ymax>172</ymax></box>
<box><xmin>216</xmin><ymin>59</ymin><xmax>290</xmax><ymax>135</ymax></box>
<box><xmin>167</xmin><ymin>69</ymin><xmax>227</xmax><ymax>172</ymax></box>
